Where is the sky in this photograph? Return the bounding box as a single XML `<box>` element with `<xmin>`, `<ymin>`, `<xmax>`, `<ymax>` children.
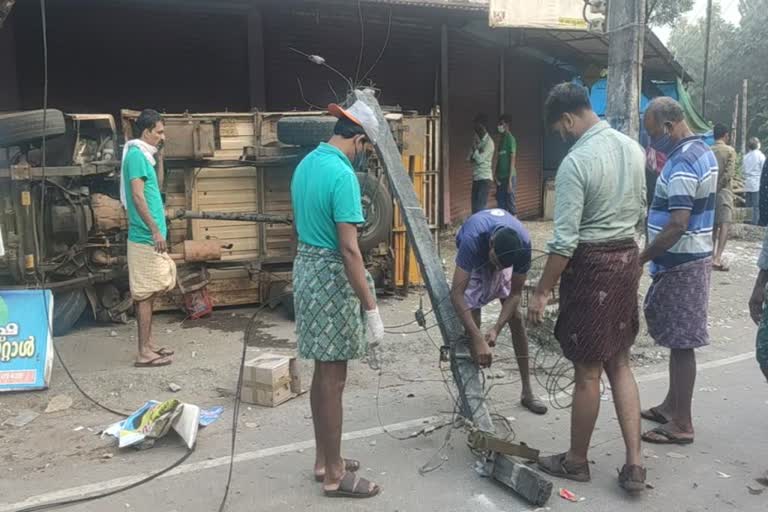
<box><xmin>653</xmin><ymin>0</ymin><xmax>743</xmax><ymax>43</ymax></box>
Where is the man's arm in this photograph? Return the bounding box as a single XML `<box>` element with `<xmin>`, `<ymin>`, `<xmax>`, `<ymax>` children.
<box><xmin>749</xmin><ymin>228</ymin><xmax>768</xmax><ymax>324</ymax></box>
<box><xmin>639</xmin><ymin>209</ymin><xmax>691</xmax><ymax>265</ymax></box>
<box><xmin>130</xmin><ymin>178</ymin><xmax>167</xmax><ymax>253</ymax></box>
<box><xmin>450</xmin><ymin>265</ymin><xmax>491</xmax><ymax>367</ymax></box>
<box><xmin>337</xmin><ymin>223</ymin><xmax>377</xmax><ymax>311</ymax></box>
<box><xmin>487</xmin><ymin>273</ymin><xmax>525</xmax><ymax>344</ymax></box>
<box><xmin>527</xmin><ymin>254</ymin><xmax>570</xmax><ymax>324</ymax></box>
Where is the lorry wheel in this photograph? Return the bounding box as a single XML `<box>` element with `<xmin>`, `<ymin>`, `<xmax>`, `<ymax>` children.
<box><xmin>276</xmin><ymin>116</ymin><xmax>337</xmax><ymax>147</ymax></box>
<box><xmin>52</xmin><ymin>289</ymin><xmax>88</xmax><ymax>336</ymax></box>
<box><xmin>357</xmin><ymin>173</ymin><xmax>393</xmax><ymax>253</ymax></box>
<box><xmin>0</xmin><ymin>109</ymin><xmax>66</xmax><ymax>147</ymax></box>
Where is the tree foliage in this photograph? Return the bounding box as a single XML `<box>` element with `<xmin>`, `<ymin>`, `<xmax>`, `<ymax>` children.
<box><xmin>647</xmin><ymin>0</ymin><xmax>695</xmax><ymax>26</ymax></box>
<box><xmin>668</xmin><ymin>0</ymin><xmax>768</xmax><ymax>145</ymax></box>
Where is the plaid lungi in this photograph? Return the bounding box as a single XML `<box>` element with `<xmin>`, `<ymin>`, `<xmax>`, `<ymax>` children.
<box><xmin>756</xmin><ymin>284</ymin><xmax>768</xmax><ymax>370</ymax></box>
<box><xmin>127</xmin><ymin>241</ymin><xmax>177</xmax><ymax>302</ymax></box>
<box><xmin>644</xmin><ymin>257</ymin><xmax>712</xmax><ymax>350</ymax></box>
<box><xmin>294</xmin><ymin>243</ymin><xmax>375</xmax><ymax>362</ymax></box>
<box><xmin>555</xmin><ymin>239</ymin><xmax>641</xmax><ymax>363</ymax></box>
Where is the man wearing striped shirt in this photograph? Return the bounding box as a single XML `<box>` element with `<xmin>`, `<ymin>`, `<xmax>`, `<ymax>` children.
<box><xmin>639</xmin><ymin>98</ymin><xmax>717</xmax><ymax>446</ymax></box>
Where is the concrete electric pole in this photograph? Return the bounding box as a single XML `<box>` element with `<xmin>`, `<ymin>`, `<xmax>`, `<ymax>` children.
<box><xmin>740</xmin><ymin>79</ymin><xmax>748</xmax><ymax>154</ymax></box>
<box><xmin>606</xmin><ymin>0</ymin><xmax>646</xmax><ymax>140</ymax></box>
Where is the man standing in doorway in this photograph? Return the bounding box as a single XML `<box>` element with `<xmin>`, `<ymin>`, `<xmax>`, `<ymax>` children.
<box><xmin>744</xmin><ymin>137</ymin><xmax>765</xmax><ymax>225</ymax></box>
<box><xmin>711</xmin><ymin>123</ymin><xmax>737</xmax><ymax>271</ymax></box>
<box><xmin>640</xmin><ymin>97</ymin><xmax>717</xmax><ymax>446</ymax></box>
<box><xmin>291</xmin><ymin>100</ymin><xmax>384</xmax><ymax>499</ymax></box>
<box><xmin>450</xmin><ymin>208</ymin><xmax>547</xmax><ymax>415</ymax></box>
<box><xmin>528</xmin><ymin>83</ymin><xmax>647</xmax><ymax>492</ymax></box>
<box><xmin>469</xmin><ymin>113</ymin><xmax>495</xmax><ymax>213</ymax></box>
<box><xmin>121</xmin><ymin>109</ymin><xmax>176</xmax><ymax>368</ymax></box>
<box><xmin>495</xmin><ymin>114</ymin><xmax>518</xmax><ymax>214</ymax></box>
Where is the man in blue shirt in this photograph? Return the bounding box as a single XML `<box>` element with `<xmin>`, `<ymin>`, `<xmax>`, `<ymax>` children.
<box><xmin>450</xmin><ymin>208</ymin><xmax>546</xmax><ymax>415</ymax></box>
<box><xmin>640</xmin><ymin>97</ymin><xmax>717</xmax><ymax>446</ymax></box>
<box><xmin>291</xmin><ymin>101</ymin><xmax>384</xmax><ymax>499</ymax></box>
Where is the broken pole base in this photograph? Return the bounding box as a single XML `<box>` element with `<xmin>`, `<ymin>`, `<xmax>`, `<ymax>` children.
<box><xmin>489</xmin><ymin>454</ymin><xmax>552</xmax><ymax>507</ymax></box>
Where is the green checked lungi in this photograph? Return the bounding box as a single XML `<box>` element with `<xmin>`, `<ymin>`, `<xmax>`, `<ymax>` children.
<box><xmin>293</xmin><ymin>243</ymin><xmax>375</xmax><ymax>362</ymax></box>
<box><xmin>757</xmin><ymin>284</ymin><xmax>768</xmax><ymax>371</ymax></box>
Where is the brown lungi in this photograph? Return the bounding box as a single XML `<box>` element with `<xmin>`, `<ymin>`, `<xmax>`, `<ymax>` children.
<box><xmin>555</xmin><ymin>239</ymin><xmax>640</xmax><ymax>363</ymax></box>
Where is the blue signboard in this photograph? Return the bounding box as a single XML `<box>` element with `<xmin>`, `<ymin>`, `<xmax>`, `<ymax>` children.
<box><xmin>0</xmin><ymin>289</ymin><xmax>54</xmax><ymax>392</ymax></box>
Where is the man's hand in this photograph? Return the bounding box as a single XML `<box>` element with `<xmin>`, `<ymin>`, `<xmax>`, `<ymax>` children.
<box><xmin>469</xmin><ymin>333</ymin><xmax>492</xmax><ymax>368</ymax></box>
<box><xmin>527</xmin><ymin>291</ymin><xmax>548</xmax><ymax>325</ymax></box>
<box><xmin>366</xmin><ymin>308</ymin><xmax>385</xmax><ymax>346</ymax></box>
<box><xmin>507</xmin><ymin>180</ymin><xmax>514</xmax><ymax>194</ymax></box>
<box><xmin>152</xmin><ymin>231</ymin><xmax>168</xmax><ymax>253</ymax></box>
<box><xmin>484</xmin><ymin>327</ymin><xmax>498</xmax><ymax>348</ymax></box>
<box><xmin>750</xmin><ymin>286</ymin><xmax>765</xmax><ymax>326</ymax></box>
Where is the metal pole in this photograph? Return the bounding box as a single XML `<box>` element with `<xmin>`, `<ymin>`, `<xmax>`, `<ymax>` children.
<box><xmin>740</xmin><ymin>79</ymin><xmax>748</xmax><ymax>154</ymax></box>
<box><xmin>606</xmin><ymin>0</ymin><xmax>647</xmax><ymax>139</ymax></box>
<box><xmin>702</xmin><ymin>0</ymin><xmax>713</xmax><ymax>116</ymax></box>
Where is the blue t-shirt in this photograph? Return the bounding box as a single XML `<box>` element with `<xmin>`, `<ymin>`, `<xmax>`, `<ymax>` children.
<box><xmin>648</xmin><ymin>136</ymin><xmax>717</xmax><ymax>274</ymax></box>
<box><xmin>290</xmin><ymin>143</ymin><xmax>365</xmax><ymax>250</ymax></box>
<box><xmin>455</xmin><ymin>209</ymin><xmax>532</xmax><ymax>274</ymax></box>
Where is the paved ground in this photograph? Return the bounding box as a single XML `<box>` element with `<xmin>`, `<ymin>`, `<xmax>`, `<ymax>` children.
<box><xmin>1</xmin><ymin>223</ymin><xmax>767</xmax><ymax>511</ymax></box>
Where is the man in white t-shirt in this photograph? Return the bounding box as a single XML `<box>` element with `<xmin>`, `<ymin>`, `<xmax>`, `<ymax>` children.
<box><xmin>744</xmin><ymin>137</ymin><xmax>766</xmax><ymax>225</ymax></box>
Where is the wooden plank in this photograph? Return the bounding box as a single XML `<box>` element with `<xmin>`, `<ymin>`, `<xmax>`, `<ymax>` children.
<box><xmin>195</xmin><ymin>167</ymin><xmax>257</xmax><ymax>179</ymax></box>
<box><xmin>197</xmin><ymin>179</ymin><xmax>259</xmax><ymax>192</ymax></box>
<box><xmin>219</xmin><ymin>119</ymin><xmax>255</xmax><ymax>137</ymax></box>
<box><xmin>197</xmin><ymin>190</ymin><xmax>259</xmax><ymax>205</ymax></box>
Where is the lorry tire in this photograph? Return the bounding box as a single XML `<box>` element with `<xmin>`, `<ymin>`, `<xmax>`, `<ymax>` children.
<box><xmin>0</xmin><ymin>109</ymin><xmax>66</xmax><ymax>147</ymax></box>
<box><xmin>357</xmin><ymin>173</ymin><xmax>393</xmax><ymax>253</ymax></box>
<box><xmin>52</xmin><ymin>289</ymin><xmax>88</xmax><ymax>336</ymax></box>
<box><xmin>277</xmin><ymin>116</ymin><xmax>337</xmax><ymax>147</ymax></box>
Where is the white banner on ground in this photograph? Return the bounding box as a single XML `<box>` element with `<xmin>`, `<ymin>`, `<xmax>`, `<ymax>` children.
<box><xmin>489</xmin><ymin>0</ymin><xmax>589</xmax><ymax>29</ymax></box>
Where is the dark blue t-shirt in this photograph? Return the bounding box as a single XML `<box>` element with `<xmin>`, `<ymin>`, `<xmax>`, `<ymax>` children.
<box><xmin>455</xmin><ymin>209</ymin><xmax>532</xmax><ymax>274</ymax></box>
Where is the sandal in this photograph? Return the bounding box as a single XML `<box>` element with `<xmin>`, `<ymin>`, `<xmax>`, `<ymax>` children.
<box><xmin>641</xmin><ymin>407</ymin><xmax>669</xmax><ymax>425</ymax></box>
<box><xmin>642</xmin><ymin>427</ymin><xmax>694</xmax><ymax>445</ymax></box>
<box><xmin>134</xmin><ymin>356</ymin><xmax>172</xmax><ymax>368</ymax></box>
<box><xmin>324</xmin><ymin>471</ymin><xmax>380</xmax><ymax>499</ymax></box>
<box><xmin>618</xmin><ymin>464</ymin><xmax>647</xmax><ymax>493</ymax></box>
<box><xmin>537</xmin><ymin>452</ymin><xmax>591</xmax><ymax>482</ymax></box>
<box><xmin>521</xmin><ymin>396</ymin><xmax>548</xmax><ymax>415</ymax></box>
<box><xmin>713</xmin><ymin>263</ymin><xmax>730</xmax><ymax>272</ymax></box>
<box><xmin>314</xmin><ymin>459</ymin><xmax>361</xmax><ymax>482</ymax></box>
<box><xmin>154</xmin><ymin>347</ymin><xmax>175</xmax><ymax>357</ymax></box>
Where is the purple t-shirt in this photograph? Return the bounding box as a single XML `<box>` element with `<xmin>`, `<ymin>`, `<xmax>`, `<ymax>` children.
<box><xmin>455</xmin><ymin>209</ymin><xmax>532</xmax><ymax>274</ymax></box>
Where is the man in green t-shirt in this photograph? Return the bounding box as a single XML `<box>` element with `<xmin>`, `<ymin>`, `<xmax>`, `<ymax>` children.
<box><xmin>494</xmin><ymin>114</ymin><xmax>518</xmax><ymax>214</ymax></box>
<box><xmin>121</xmin><ymin>109</ymin><xmax>176</xmax><ymax>368</ymax></box>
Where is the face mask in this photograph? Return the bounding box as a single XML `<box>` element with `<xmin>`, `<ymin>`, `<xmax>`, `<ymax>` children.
<box><xmin>352</xmin><ymin>141</ymin><xmax>368</xmax><ymax>172</ymax></box>
<box><xmin>497</xmin><ymin>125</ymin><xmax>505</xmax><ymax>134</ymax></box>
<box><xmin>650</xmin><ymin>130</ymin><xmax>676</xmax><ymax>155</ymax></box>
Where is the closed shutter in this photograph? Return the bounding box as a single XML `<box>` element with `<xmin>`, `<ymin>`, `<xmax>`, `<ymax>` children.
<box><xmin>448</xmin><ymin>29</ymin><xmax>499</xmax><ymax>223</ymax></box>
<box><xmin>263</xmin><ymin>5</ymin><xmax>439</xmax><ymax>113</ymax></box>
<box><xmin>504</xmin><ymin>58</ymin><xmax>545</xmax><ymax>219</ymax></box>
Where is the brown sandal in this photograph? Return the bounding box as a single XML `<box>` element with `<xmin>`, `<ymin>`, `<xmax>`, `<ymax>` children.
<box><xmin>641</xmin><ymin>407</ymin><xmax>669</xmax><ymax>424</ymax></box>
<box><xmin>537</xmin><ymin>452</ymin><xmax>591</xmax><ymax>482</ymax></box>
<box><xmin>314</xmin><ymin>459</ymin><xmax>361</xmax><ymax>482</ymax></box>
<box><xmin>642</xmin><ymin>427</ymin><xmax>694</xmax><ymax>445</ymax></box>
<box><xmin>618</xmin><ymin>464</ymin><xmax>647</xmax><ymax>493</ymax></box>
<box><xmin>324</xmin><ymin>471</ymin><xmax>380</xmax><ymax>499</ymax></box>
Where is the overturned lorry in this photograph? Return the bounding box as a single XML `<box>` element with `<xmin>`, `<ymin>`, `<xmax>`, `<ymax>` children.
<box><xmin>0</xmin><ymin>107</ymin><xmax>440</xmax><ymax>334</ymax></box>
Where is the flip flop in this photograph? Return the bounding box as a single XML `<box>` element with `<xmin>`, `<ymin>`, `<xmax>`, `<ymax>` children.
<box><xmin>314</xmin><ymin>459</ymin><xmax>361</xmax><ymax>482</ymax></box>
<box><xmin>154</xmin><ymin>347</ymin><xmax>175</xmax><ymax>356</ymax></box>
<box><xmin>642</xmin><ymin>426</ymin><xmax>694</xmax><ymax>445</ymax></box>
<box><xmin>323</xmin><ymin>471</ymin><xmax>380</xmax><ymax>499</ymax></box>
<box><xmin>521</xmin><ymin>396</ymin><xmax>548</xmax><ymax>415</ymax></box>
<box><xmin>641</xmin><ymin>406</ymin><xmax>669</xmax><ymax>424</ymax></box>
<box><xmin>713</xmin><ymin>263</ymin><xmax>730</xmax><ymax>272</ymax></box>
<box><xmin>134</xmin><ymin>356</ymin><xmax>172</xmax><ymax>368</ymax></box>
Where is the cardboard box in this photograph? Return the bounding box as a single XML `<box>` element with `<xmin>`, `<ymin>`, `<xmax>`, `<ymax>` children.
<box><xmin>241</xmin><ymin>353</ymin><xmax>301</xmax><ymax>407</ymax></box>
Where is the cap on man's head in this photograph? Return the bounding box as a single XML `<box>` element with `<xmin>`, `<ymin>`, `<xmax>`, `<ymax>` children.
<box><xmin>328</xmin><ymin>100</ymin><xmax>380</xmax><ymax>142</ymax></box>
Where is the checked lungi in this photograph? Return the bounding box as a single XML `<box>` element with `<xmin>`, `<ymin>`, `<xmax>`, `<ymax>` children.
<box><xmin>293</xmin><ymin>243</ymin><xmax>375</xmax><ymax>362</ymax></box>
<box><xmin>555</xmin><ymin>239</ymin><xmax>641</xmax><ymax>363</ymax></box>
<box><xmin>644</xmin><ymin>257</ymin><xmax>712</xmax><ymax>350</ymax></box>
<box><xmin>757</xmin><ymin>284</ymin><xmax>768</xmax><ymax>370</ymax></box>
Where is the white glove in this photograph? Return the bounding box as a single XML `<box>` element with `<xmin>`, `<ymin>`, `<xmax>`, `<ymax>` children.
<box><xmin>365</xmin><ymin>308</ymin><xmax>384</xmax><ymax>346</ymax></box>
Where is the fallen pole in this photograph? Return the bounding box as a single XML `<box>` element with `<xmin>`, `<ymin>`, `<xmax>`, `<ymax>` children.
<box><xmin>170</xmin><ymin>209</ymin><xmax>292</xmax><ymax>225</ymax></box>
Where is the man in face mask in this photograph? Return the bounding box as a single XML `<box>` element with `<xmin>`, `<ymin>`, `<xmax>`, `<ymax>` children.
<box><xmin>529</xmin><ymin>83</ymin><xmax>647</xmax><ymax>493</ymax></box>
<box><xmin>639</xmin><ymin>97</ymin><xmax>717</xmax><ymax>448</ymax></box>
<box><xmin>290</xmin><ymin>101</ymin><xmax>384</xmax><ymax>498</ymax></box>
